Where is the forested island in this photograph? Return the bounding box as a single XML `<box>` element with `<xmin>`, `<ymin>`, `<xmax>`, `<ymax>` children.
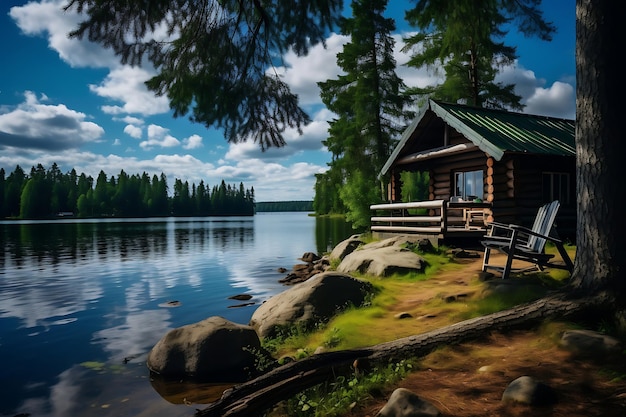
<box><xmin>0</xmin><ymin>163</ymin><xmax>255</xmax><ymax>219</ymax></box>
<box><xmin>255</xmin><ymin>201</ymin><xmax>313</xmax><ymax>212</ymax></box>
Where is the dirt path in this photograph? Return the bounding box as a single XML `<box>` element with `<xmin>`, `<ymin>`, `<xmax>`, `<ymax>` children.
<box><xmin>348</xmin><ymin>253</ymin><xmax>626</xmax><ymax>417</ymax></box>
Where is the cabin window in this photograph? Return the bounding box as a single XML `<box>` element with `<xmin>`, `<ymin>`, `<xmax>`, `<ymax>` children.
<box><xmin>542</xmin><ymin>172</ymin><xmax>570</xmax><ymax>204</ymax></box>
<box><xmin>454</xmin><ymin>170</ymin><xmax>483</xmax><ymax>200</ymax></box>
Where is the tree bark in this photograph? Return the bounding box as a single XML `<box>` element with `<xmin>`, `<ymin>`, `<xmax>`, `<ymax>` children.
<box><xmin>196</xmin><ymin>291</ymin><xmax>608</xmax><ymax>417</ymax></box>
<box><xmin>571</xmin><ymin>0</ymin><xmax>625</xmax><ymax>297</ymax></box>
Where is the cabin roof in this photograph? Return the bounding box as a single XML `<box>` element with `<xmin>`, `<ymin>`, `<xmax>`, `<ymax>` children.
<box><xmin>381</xmin><ymin>99</ymin><xmax>575</xmax><ymax>177</ymax></box>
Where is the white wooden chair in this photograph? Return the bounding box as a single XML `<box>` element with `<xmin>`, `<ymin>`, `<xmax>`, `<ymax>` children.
<box><xmin>481</xmin><ymin>200</ymin><xmax>574</xmax><ymax>279</ymax></box>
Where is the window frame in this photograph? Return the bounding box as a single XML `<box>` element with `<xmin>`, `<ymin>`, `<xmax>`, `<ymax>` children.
<box><xmin>453</xmin><ymin>169</ymin><xmax>484</xmax><ymax>200</ymax></box>
<box><xmin>542</xmin><ymin>171</ymin><xmax>571</xmax><ymax>205</ymax></box>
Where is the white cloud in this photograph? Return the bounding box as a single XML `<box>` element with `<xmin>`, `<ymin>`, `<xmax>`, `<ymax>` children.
<box><xmin>497</xmin><ymin>62</ymin><xmax>576</xmax><ymax>119</ymax></box>
<box><xmin>225</xmin><ymin>109</ymin><xmax>331</xmax><ymax>161</ymax></box>
<box><xmin>10</xmin><ymin>0</ymin><xmax>118</xmax><ymax>68</ymax></box>
<box><xmin>118</xmin><ymin>115</ymin><xmax>144</xmax><ymax>125</ymax></box>
<box><xmin>140</xmin><ymin>124</ymin><xmax>180</xmax><ymax>150</ymax></box>
<box><xmin>393</xmin><ymin>32</ymin><xmax>446</xmax><ymax>89</ymax></box>
<box><xmin>11</xmin><ymin>0</ymin><xmax>169</xmax><ymax>120</ymax></box>
<box><xmin>183</xmin><ymin>134</ymin><xmax>203</xmax><ymax>150</ymax></box>
<box><xmin>273</xmin><ymin>33</ymin><xmax>348</xmax><ymax>106</ymax></box>
<box><xmin>123</xmin><ymin>124</ymin><xmax>142</xmax><ymax>139</ymax></box>
<box><xmin>523</xmin><ymin>81</ymin><xmax>575</xmax><ymax>119</ymax></box>
<box><xmin>0</xmin><ymin>91</ymin><xmax>104</xmax><ymax>151</ymax></box>
<box><xmin>91</xmin><ymin>66</ymin><xmax>170</xmax><ymax>116</ymax></box>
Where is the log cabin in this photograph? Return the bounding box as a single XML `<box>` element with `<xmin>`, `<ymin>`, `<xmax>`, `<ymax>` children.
<box><xmin>371</xmin><ymin>99</ymin><xmax>576</xmax><ymax>243</ymax></box>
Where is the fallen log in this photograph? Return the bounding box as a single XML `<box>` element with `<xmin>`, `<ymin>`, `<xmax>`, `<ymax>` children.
<box><xmin>196</xmin><ymin>291</ymin><xmax>609</xmax><ymax>417</ymax></box>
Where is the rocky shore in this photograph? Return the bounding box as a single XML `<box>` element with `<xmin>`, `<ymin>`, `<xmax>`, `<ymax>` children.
<box><xmin>146</xmin><ymin>235</ymin><xmax>624</xmax><ymax>417</ymax></box>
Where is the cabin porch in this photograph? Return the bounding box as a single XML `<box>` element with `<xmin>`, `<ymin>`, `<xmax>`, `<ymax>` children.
<box><xmin>370</xmin><ymin>199</ymin><xmax>492</xmax><ymax>244</ymax></box>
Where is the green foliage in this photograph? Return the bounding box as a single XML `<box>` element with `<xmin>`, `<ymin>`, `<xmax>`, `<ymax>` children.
<box><xmin>256</xmin><ymin>201</ymin><xmax>314</xmax><ymax>212</ymax></box>
<box><xmin>314</xmin><ymin>0</ymin><xmax>414</xmax><ymax>226</ymax></box>
<box><xmin>283</xmin><ymin>359</ymin><xmax>414</xmax><ymax>417</ymax></box>
<box><xmin>241</xmin><ymin>346</ymin><xmax>277</xmax><ymax>375</ymax></box>
<box><xmin>1</xmin><ymin>163</ymin><xmax>255</xmax><ymax>219</ymax></box>
<box><xmin>403</xmin><ymin>0</ymin><xmax>555</xmax><ymax>109</ymax></box>
<box><xmin>399</xmin><ymin>171</ymin><xmax>429</xmax><ymax>203</ymax></box>
<box><xmin>460</xmin><ymin>274</ymin><xmax>567</xmax><ymax>319</ymax></box>
<box><xmin>261</xmin><ymin>322</ymin><xmax>321</xmax><ymax>356</ymax></box>
<box><xmin>339</xmin><ymin>170</ymin><xmax>382</xmax><ymax>229</ymax></box>
<box><xmin>65</xmin><ymin>0</ymin><xmax>343</xmax><ymax>150</ymax></box>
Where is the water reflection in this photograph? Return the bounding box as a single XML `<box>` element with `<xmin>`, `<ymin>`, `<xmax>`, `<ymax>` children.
<box><xmin>315</xmin><ymin>215</ymin><xmax>362</xmax><ymax>254</ymax></box>
<box><xmin>0</xmin><ymin>214</ymin><xmax>355</xmax><ymax>416</ymax></box>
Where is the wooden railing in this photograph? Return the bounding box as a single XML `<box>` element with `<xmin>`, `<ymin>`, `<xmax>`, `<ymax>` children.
<box><xmin>370</xmin><ymin>200</ymin><xmax>447</xmax><ymax>234</ymax></box>
<box><xmin>370</xmin><ymin>200</ymin><xmax>491</xmax><ymax>235</ymax></box>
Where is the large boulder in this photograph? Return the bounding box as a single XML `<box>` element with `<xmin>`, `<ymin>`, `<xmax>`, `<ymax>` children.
<box><xmin>329</xmin><ymin>234</ymin><xmax>364</xmax><ymax>261</ymax></box>
<box><xmin>559</xmin><ymin>329</ymin><xmax>622</xmax><ymax>360</ymax></box>
<box><xmin>147</xmin><ymin>316</ymin><xmax>268</xmax><ymax>380</ymax></box>
<box><xmin>249</xmin><ymin>271</ymin><xmax>374</xmax><ymax>338</ymax></box>
<box><xmin>337</xmin><ymin>243</ymin><xmax>427</xmax><ymax>277</ymax></box>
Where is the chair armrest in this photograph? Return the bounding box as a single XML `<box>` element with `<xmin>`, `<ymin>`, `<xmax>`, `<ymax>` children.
<box><xmin>485</xmin><ymin>221</ymin><xmax>514</xmax><ymax>236</ymax></box>
<box><xmin>508</xmin><ymin>224</ymin><xmax>564</xmax><ymax>244</ymax></box>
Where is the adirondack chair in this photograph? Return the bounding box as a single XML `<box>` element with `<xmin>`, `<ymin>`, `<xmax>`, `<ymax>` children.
<box><xmin>481</xmin><ymin>200</ymin><xmax>574</xmax><ymax>279</ymax></box>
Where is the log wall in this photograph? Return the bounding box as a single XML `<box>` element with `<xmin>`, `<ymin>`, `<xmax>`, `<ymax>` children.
<box><xmin>383</xmin><ymin>131</ymin><xmax>576</xmax><ymax>240</ymax></box>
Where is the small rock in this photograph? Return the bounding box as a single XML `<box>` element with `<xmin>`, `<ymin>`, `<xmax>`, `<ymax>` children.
<box><xmin>377</xmin><ymin>388</ymin><xmax>440</xmax><ymax>417</ymax></box>
<box><xmin>502</xmin><ymin>375</ymin><xmax>557</xmax><ymax>406</ymax></box>
<box><xmin>394</xmin><ymin>312</ymin><xmax>413</xmax><ymax>319</ymax></box>
<box><xmin>229</xmin><ymin>294</ymin><xmax>253</xmax><ymax>301</ymax></box>
<box><xmin>158</xmin><ymin>300</ymin><xmax>181</xmax><ymax>308</ymax></box>
<box><xmin>227</xmin><ymin>302</ymin><xmax>255</xmax><ymax>308</ymax></box>
<box><xmin>300</xmin><ymin>252</ymin><xmax>321</xmax><ymax>263</ymax></box>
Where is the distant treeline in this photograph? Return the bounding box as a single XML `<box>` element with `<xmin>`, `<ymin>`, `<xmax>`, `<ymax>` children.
<box><xmin>255</xmin><ymin>201</ymin><xmax>313</xmax><ymax>212</ymax></box>
<box><xmin>0</xmin><ymin>163</ymin><xmax>255</xmax><ymax>219</ymax></box>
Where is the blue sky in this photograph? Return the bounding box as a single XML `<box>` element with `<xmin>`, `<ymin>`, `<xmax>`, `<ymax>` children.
<box><xmin>0</xmin><ymin>0</ymin><xmax>575</xmax><ymax>202</ymax></box>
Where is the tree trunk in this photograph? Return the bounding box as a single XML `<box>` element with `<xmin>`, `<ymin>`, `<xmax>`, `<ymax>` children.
<box><xmin>196</xmin><ymin>292</ymin><xmax>608</xmax><ymax>417</ymax></box>
<box><xmin>571</xmin><ymin>0</ymin><xmax>625</xmax><ymax>298</ymax></box>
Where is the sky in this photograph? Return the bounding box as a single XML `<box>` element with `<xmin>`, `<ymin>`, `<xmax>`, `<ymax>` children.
<box><xmin>0</xmin><ymin>0</ymin><xmax>576</xmax><ymax>202</ymax></box>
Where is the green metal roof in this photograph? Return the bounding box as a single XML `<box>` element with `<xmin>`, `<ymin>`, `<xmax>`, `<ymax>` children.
<box><xmin>430</xmin><ymin>100</ymin><xmax>575</xmax><ymax>159</ymax></box>
<box><xmin>381</xmin><ymin>99</ymin><xmax>575</xmax><ymax>177</ymax></box>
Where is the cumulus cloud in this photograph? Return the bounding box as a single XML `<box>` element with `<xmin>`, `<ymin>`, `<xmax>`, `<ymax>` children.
<box><xmin>182</xmin><ymin>134</ymin><xmax>203</xmax><ymax>150</ymax></box>
<box><xmin>523</xmin><ymin>82</ymin><xmax>575</xmax><ymax>119</ymax></box>
<box><xmin>11</xmin><ymin>0</ymin><xmax>169</xmax><ymax>120</ymax></box>
<box><xmin>118</xmin><ymin>115</ymin><xmax>144</xmax><ymax>125</ymax></box>
<box><xmin>90</xmin><ymin>66</ymin><xmax>170</xmax><ymax>116</ymax></box>
<box><xmin>124</xmin><ymin>124</ymin><xmax>142</xmax><ymax>139</ymax></box>
<box><xmin>140</xmin><ymin>124</ymin><xmax>180</xmax><ymax>150</ymax></box>
<box><xmin>10</xmin><ymin>0</ymin><xmax>118</xmax><ymax>68</ymax></box>
<box><xmin>272</xmin><ymin>33</ymin><xmax>348</xmax><ymax>106</ymax></box>
<box><xmin>214</xmin><ymin>158</ymin><xmax>326</xmax><ymax>200</ymax></box>
<box><xmin>225</xmin><ymin>109</ymin><xmax>331</xmax><ymax>161</ymax></box>
<box><xmin>497</xmin><ymin>62</ymin><xmax>576</xmax><ymax>119</ymax></box>
<box><xmin>0</xmin><ymin>91</ymin><xmax>104</xmax><ymax>151</ymax></box>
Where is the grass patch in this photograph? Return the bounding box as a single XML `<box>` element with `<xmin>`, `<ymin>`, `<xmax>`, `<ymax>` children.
<box><xmin>271</xmin><ymin>359</ymin><xmax>415</xmax><ymax>417</ymax></box>
<box><xmin>263</xmin><ymin>238</ymin><xmax>582</xmax><ymax>417</ymax></box>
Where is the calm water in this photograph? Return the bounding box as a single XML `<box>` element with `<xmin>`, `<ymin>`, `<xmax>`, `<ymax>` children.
<box><xmin>0</xmin><ymin>213</ymin><xmax>356</xmax><ymax>417</ymax></box>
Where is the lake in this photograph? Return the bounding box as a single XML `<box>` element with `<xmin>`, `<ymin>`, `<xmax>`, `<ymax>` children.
<box><xmin>0</xmin><ymin>213</ymin><xmax>357</xmax><ymax>417</ymax></box>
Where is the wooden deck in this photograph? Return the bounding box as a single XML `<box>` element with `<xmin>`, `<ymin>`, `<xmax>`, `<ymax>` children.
<box><xmin>370</xmin><ymin>199</ymin><xmax>492</xmax><ymax>242</ymax></box>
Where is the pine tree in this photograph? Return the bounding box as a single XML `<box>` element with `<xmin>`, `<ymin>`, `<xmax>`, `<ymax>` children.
<box><xmin>65</xmin><ymin>0</ymin><xmax>343</xmax><ymax>150</ymax></box>
<box><xmin>316</xmin><ymin>0</ymin><xmax>412</xmax><ymax>227</ymax></box>
<box><xmin>403</xmin><ymin>0</ymin><xmax>555</xmax><ymax>109</ymax></box>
